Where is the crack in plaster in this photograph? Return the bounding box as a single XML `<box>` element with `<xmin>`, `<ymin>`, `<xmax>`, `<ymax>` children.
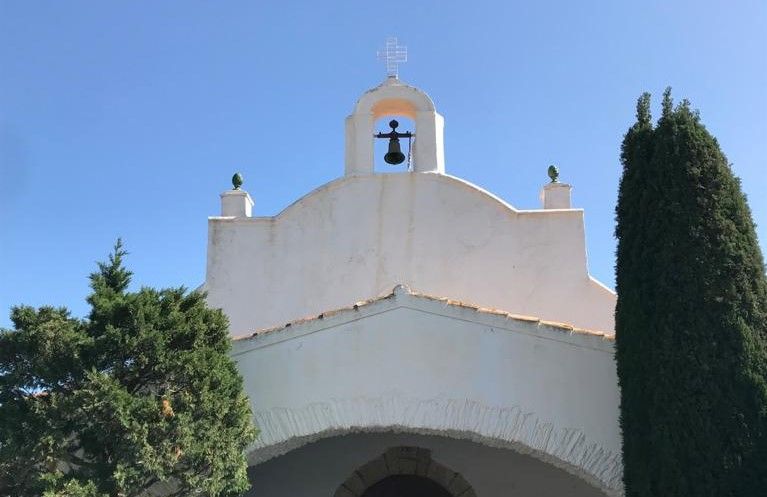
<box><xmin>246</xmin><ymin>396</ymin><xmax>623</xmax><ymax>496</ymax></box>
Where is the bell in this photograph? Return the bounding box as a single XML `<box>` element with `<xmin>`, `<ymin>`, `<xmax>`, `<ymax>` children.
<box><xmin>384</xmin><ymin>136</ymin><xmax>406</xmax><ymax>165</ymax></box>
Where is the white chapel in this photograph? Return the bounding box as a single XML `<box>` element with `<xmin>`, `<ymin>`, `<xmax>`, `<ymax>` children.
<box><xmin>202</xmin><ymin>67</ymin><xmax>622</xmax><ymax>497</ymax></box>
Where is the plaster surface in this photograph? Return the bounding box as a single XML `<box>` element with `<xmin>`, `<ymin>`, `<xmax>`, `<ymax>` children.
<box><xmin>206</xmin><ymin>172</ymin><xmax>615</xmax><ymax>336</ymax></box>
<box><xmin>209</xmin><ymin>78</ymin><xmax>622</xmax><ymax>495</ymax></box>
<box><xmin>246</xmin><ymin>432</ymin><xmax>609</xmax><ymax>497</ymax></box>
<box><xmin>232</xmin><ymin>288</ymin><xmax>622</xmax><ymax>495</ymax></box>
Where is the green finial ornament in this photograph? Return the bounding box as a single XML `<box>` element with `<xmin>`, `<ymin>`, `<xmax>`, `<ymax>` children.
<box><xmin>232</xmin><ymin>172</ymin><xmax>243</xmax><ymax>190</ymax></box>
<box><xmin>547</xmin><ymin>165</ymin><xmax>559</xmax><ymax>183</ymax></box>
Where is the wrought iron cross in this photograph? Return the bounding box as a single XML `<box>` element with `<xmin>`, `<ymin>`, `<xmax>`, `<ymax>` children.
<box><xmin>377</xmin><ymin>37</ymin><xmax>407</xmax><ymax>78</ymax></box>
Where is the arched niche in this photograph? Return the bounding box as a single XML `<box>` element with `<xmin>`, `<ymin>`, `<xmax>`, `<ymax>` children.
<box><xmin>334</xmin><ymin>446</ymin><xmax>476</xmax><ymax>497</ymax></box>
<box><xmin>345</xmin><ymin>78</ymin><xmax>445</xmax><ymax>176</ymax></box>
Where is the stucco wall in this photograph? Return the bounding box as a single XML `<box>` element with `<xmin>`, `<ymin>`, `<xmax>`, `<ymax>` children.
<box><xmin>232</xmin><ymin>288</ymin><xmax>622</xmax><ymax>494</ymax></box>
<box><xmin>246</xmin><ymin>432</ymin><xmax>608</xmax><ymax>497</ymax></box>
<box><xmin>206</xmin><ymin>172</ymin><xmax>615</xmax><ymax>336</ymax></box>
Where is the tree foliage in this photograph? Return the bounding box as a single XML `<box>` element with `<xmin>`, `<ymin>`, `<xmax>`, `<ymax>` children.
<box><xmin>0</xmin><ymin>241</ymin><xmax>257</xmax><ymax>497</ymax></box>
<box><xmin>615</xmin><ymin>89</ymin><xmax>767</xmax><ymax>496</ymax></box>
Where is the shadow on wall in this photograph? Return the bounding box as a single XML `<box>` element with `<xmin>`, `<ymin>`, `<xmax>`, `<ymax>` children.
<box><xmin>335</xmin><ymin>446</ymin><xmax>475</xmax><ymax>497</ymax></box>
<box><xmin>246</xmin><ymin>432</ymin><xmax>611</xmax><ymax>497</ymax></box>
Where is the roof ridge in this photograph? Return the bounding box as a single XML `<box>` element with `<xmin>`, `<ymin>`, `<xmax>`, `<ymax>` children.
<box><xmin>233</xmin><ymin>286</ymin><xmax>613</xmax><ymax>342</ymax></box>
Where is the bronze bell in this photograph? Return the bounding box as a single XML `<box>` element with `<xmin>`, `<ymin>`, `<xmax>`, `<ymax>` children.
<box><xmin>376</xmin><ymin>119</ymin><xmax>411</xmax><ymax>166</ymax></box>
<box><xmin>384</xmin><ymin>136</ymin><xmax>406</xmax><ymax>165</ymax></box>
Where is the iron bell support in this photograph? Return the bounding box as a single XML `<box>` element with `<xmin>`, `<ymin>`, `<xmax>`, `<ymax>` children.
<box><xmin>375</xmin><ymin>120</ymin><xmax>413</xmax><ymax>165</ymax></box>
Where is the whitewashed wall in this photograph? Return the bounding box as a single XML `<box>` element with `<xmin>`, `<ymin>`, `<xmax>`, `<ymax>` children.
<box><xmin>232</xmin><ymin>288</ymin><xmax>622</xmax><ymax>495</ymax></box>
<box><xmin>206</xmin><ymin>172</ymin><xmax>615</xmax><ymax>336</ymax></box>
<box><xmin>207</xmin><ymin>78</ymin><xmax>621</xmax><ymax>496</ymax></box>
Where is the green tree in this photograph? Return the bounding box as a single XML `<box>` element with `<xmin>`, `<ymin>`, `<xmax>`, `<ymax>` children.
<box><xmin>615</xmin><ymin>89</ymin><xmax>767</xmax><ymax>496</ymax></box>
<box><xmin>0</xmin><ymin>241</ymin><xmax>257</xmax><ymax>497</ymax></box>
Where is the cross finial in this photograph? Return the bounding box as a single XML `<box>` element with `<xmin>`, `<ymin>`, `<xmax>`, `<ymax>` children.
<box><xmin>377</xmin><ymin>37</ymin><xmax>407</xmax><ymax>78</ymax></box>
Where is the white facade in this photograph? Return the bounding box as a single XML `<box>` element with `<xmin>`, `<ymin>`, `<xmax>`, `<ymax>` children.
<box><xmin>205</xmin><ymin>76</ymin><xmax>621</xmax><ymax>496</ymax></box>
<box><xmin>205</xmin><ymin>79</ymin><xmax>614</xmax><ymax>336</ymax></box>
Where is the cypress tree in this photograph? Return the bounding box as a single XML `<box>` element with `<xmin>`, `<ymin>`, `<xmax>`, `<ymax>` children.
<box><xmin>615</xmin><ymin>89</ymin><xmax>767</xmax><ymax>496</ymax></box>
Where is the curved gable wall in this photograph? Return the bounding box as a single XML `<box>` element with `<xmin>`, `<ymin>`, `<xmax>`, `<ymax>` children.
<box><xmin>206</xmin><ymin>173</ymin><xmax>615</xmax><ymax>335</ymax></box>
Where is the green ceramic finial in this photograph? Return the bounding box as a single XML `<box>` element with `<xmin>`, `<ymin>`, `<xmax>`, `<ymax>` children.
<box><xmin>547</xmin><ymin>165</ymin><xmax>559</xmax><ymax>183</ymax></box>
<box><xmin>232</xmin><ymin>172</ymin><xmax>243</xmax><ymax>190</ymax></box>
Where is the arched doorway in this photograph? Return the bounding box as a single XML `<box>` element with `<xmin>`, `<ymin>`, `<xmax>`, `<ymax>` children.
<box><xmin>361</xmin><ymin>475</ymin><xmax>452</xmax><ymax>497</ymax></box>
<box><xmin>334</xmin><ymin>446</ymin><xmax>476</xmax><ymax>497</ymax></box>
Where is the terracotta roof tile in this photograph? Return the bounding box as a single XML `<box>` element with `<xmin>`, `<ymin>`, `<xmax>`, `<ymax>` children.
<box><xmin>234</xmin><ymin>286</ymin><xmax>613</xmax><ymax>342</ymax></box>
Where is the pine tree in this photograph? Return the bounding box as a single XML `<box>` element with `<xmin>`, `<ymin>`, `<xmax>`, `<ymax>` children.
<box><xmin>0</xmin><ymin>240</ymin><xmax>257</xmax><ymax>497</ymax></box>
<box><xmin>615</xmin><ymin>89</ymin><xmax>767</xmax><ymax>496</ymax></box>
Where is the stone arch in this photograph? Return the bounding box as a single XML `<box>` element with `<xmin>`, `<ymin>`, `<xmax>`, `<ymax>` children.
<box><xmin>334</xmin><ymin>446</ymin><xmax>476</xmax><ymax>497</ymax></box>
<box><xmin>246</xmin><ymin>396</ymin><xmax>622</xmax><ymax>496</ymax></box>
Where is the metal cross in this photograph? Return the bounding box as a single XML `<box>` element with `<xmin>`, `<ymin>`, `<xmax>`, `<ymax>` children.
<box><xmin>377</xmin><ymin>37</ymin><xmax>407</xmax><ymax>78</ymax></box>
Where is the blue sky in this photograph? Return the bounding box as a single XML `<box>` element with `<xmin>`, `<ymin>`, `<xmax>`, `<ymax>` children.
<box><xmin>1</xmin><ymin>1</ymin><xmax>765</xmax><ymax>328</ymax></box>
